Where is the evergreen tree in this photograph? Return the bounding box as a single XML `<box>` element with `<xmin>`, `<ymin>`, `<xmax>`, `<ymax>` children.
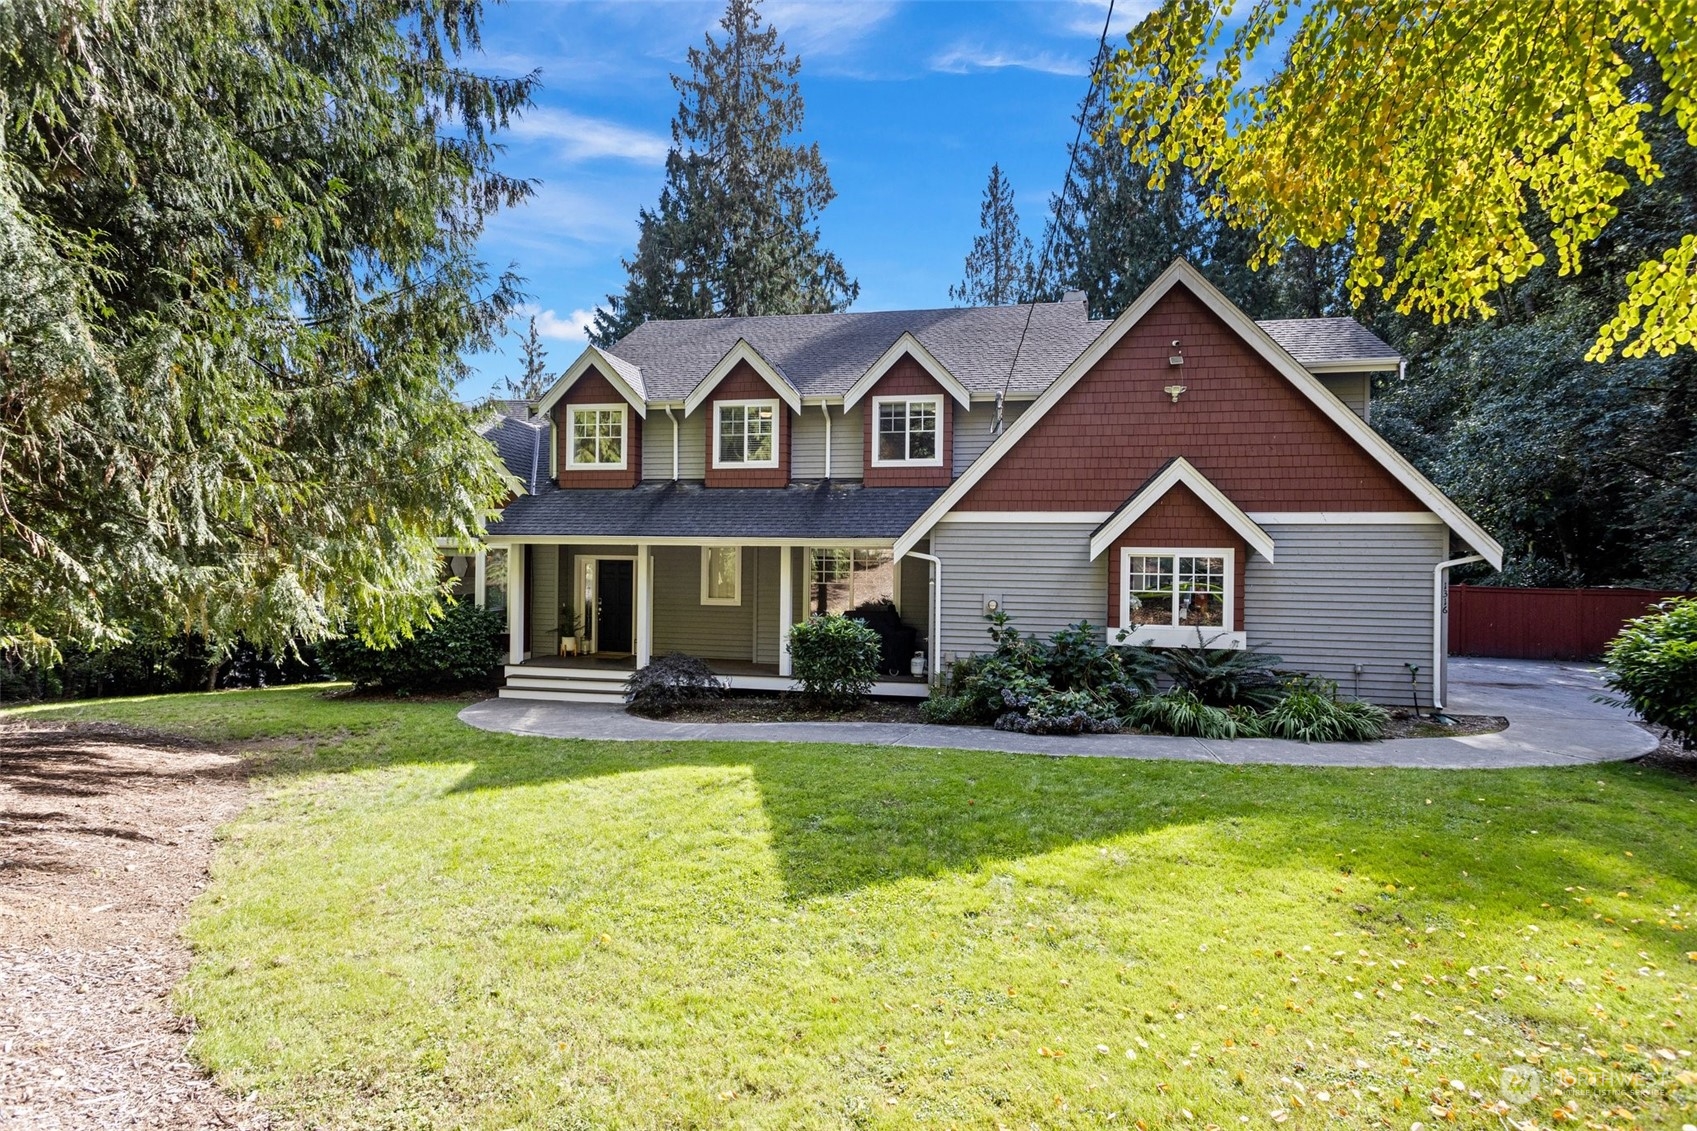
<box><xmin>950</xmin><ymin>164</ymin><xmax>1036</xmax><ymax>306</ymax></box>
<box><xmin>0</xmin><ymin>0</ymin><xmax>530</xmax><ymax>657</ymax></box>
<box><xmin>506</xmin><ymin>317</ymin><xmax>551</xmax><ymax>402</ymax></box>
<box><xmin>591</xmin><ymin>0</ymin><xmax>856</xmax><ymax>346</ymax></box>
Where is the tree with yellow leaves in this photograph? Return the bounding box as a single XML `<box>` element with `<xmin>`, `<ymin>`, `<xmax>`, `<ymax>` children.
<box><xmin>1102</xmin><ymin>1</ymin><xmax>1696</xmax><ymax>360</ymax></box>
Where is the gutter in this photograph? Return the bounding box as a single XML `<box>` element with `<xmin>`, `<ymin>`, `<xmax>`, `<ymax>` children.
<box><xmin>906</xmin><ymin>550</ymin><xmax>943</xmax><ymax>688</ymax></box>
<box><xmin>1432</xmin><ymin>553</ymin><xmax>1484</xmax><ymax>709</ymax></box>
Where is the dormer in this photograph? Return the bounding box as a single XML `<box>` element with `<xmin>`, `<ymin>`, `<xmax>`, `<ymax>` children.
<box><xmin>843</xmin><ymin>332</ymin><xmax>971</xmax><ymax>488</ymax></box>
<box><xmin>684</xmin><ymin>339</ymin><xmax>800</xmax><ymax>487</ymax></box>
<box><xmin>536</xmin><ymin>347</ymin><xmax>647</xmax><ymax>489</ymax></box>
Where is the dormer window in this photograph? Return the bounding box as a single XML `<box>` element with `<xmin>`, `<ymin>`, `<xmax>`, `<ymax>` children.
<box><xmin>872</xmin><ymin>395</ymin><xmax>941</xmax><ymax>466</ymax></box>
<box><xmin>568</xmin><ymin>404</ymin><xmax>626</xmax><ymax>468</ymax></box>
<box><xmin>714</xmin><ymin>399</ymin><xmax>779</xmax><ymax>467</ymax></box>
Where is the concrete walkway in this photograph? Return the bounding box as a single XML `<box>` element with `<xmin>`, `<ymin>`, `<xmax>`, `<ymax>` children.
<box><xmin>458</xmin><ymin>657</ymin><xmax>1658</xmax><ymax>770</ymax></box>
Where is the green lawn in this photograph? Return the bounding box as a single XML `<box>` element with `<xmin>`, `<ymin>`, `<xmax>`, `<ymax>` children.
<box><xmin>12</xmin><ymin>688</ymin><xmax>1696</xmax><ymax>1129</ymax></box>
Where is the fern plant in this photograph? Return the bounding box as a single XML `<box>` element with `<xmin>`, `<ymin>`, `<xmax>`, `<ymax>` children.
<box><xmin>1161</xmin><ymin>634</ymin><xmax>1285</xmax><ymax>709</ymax></box>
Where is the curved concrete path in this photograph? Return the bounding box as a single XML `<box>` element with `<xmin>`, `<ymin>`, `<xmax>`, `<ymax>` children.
<box><xmin>459</xmin><ymin>658</ymin><xmax>1657</xmax><ymax>770</ymax></box>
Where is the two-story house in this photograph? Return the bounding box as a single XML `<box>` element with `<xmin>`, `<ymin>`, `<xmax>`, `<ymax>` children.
<box><xmin>470</xmin><ymin>260</ymin><xmax>1501</xmax><ymax>707</ymax></box>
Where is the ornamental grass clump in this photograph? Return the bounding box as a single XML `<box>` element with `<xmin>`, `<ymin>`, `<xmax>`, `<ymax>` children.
<box><xmin>1123</xmin><ymin>688</ymin><xmax>1241</xmax><ymax>739</ymax></box>
<box><xmin>1258</xmin><ymin>677</ymin><xmax>1389</xmax><ymax>742</ymax></box>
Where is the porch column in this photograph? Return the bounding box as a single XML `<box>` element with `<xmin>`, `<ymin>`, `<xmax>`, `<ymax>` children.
<box><xmin>634</xmin><ymin>543</ymin><xmax>652</xmax><ymax>669</ymax></box>
<box><xmin>506</xmin><ymin>542</ymin><xmax>526</xmax><ymax>665</ymax></box>
<box><xmin>473</xmin><ymin>549</ymin><xmax>487</xmax><ymax>609</ymax></box>
<box><xmin>777</xmin><ymin>544</ymin><xmax>794</xmax><ymax>677</ymax></box>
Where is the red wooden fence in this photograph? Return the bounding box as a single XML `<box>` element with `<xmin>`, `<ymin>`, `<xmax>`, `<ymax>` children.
<box><xmin>1448</xmin><ymin>586</ymin><xmax>1690</xmax><ymax>661</ymax></box>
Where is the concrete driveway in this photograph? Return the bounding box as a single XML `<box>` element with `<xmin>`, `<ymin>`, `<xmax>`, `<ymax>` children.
<box><xmin>458</xmin><ymin>656</ymin><xmax>1657</xmax><ymax>769</ymax></box>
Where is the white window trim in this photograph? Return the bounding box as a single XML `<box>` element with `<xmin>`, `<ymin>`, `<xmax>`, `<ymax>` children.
<box><xmin>699</xmin><ymin>545</ymin><xmax>742</xmax><ymax>606</ymax></box>
<box><xmin>711</xmin><ymin>398</ymin><xmax>781</xmax><ymax>469</ymax></box>
<box><xmin>869</xmin><ymin>394</ymin><xmax>944</xmax><ymax>467</ymax></box>
<box><xmin>565</xmin><ymin>402</ymin><xmax>628</xmax><ymax>470</ymax></box>
<box><xmin>1111</xmin><ymin>547</ymin><xmax>1243</xmax><ymax>650</ymax></box>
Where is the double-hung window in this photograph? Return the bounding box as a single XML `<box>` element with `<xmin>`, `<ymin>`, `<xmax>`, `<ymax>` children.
<box><xmin>1114</xmin><ymin>548</ymin><xmax>1239</xmax><ymax>648</ymax></box>
<box><xmin>871</xmin><ymin>395</ymin><xmax>941</xmax><ymax>466</ymax></box>
<box><xmin>568</xmin><ymin>404</ymin><xmax>626</xmax><ymax>468</ymax></box>
<box><xmin>714</xmin><ymin>399</ymin><xmax>778</xmax><ymax>467</ymax></box>
<box><xmin>700</xmin><ymin>546</ymin><xmax>741</xmax><ymax>606</ymax></box>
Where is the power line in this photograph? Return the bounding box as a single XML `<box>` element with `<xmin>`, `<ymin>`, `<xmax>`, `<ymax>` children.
<box><xmin>993</xmin><ymin>0</ymin><xmax>1116</xmax><ymax>435</ymax></box>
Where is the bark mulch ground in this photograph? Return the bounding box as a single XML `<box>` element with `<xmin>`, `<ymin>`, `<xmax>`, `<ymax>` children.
<box><xmin>0</xmin><ymin>721</ymin><xmax>267</xmax><ymax>1130</ymax></box>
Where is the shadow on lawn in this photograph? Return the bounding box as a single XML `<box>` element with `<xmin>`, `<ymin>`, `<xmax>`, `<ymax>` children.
<box><xmin>282</xmin><ymin>698</ymin><xmax>1697</xmax><ymax>939</ymax></box>
<box><xmin>14</xmin><ymin>688</ymin><xmax>1697</xmax><ymax>948</ymax></box>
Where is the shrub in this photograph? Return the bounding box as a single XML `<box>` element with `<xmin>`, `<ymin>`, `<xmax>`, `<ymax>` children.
<box><xmin>919</xmin><ymin>693</ymin><xmax>976</xmax><ymax>725</ymax></box>
<box><xmin>1258</xmin><ymin>677</ymin><xmax>1389</xmax><ymax>742</ymax></box>
<box><xmin>625</xmin><ymin>653</ymin><xmax>727</xmax><ymax>717</ymax></box>
<box><xmin>1161</xmin><ymin>635</ymin><xmax>1285</xmax><ymax>709</ymax></box>
<box><xmin>319</xmin><ymin>600</ymin><xmax>506</xmax><ymax>695</ymax></box>
<box><xmin>788</xmin><ymin>614</ymin><xmax>882</xmax><ymax>707</ymax></box>
<box><xmin>994</xmin><ymin>688</ymin><xmax>1121</xmax><ymax>735</ymax></box>
<box><xmin>1124</xmin><ymin>689</ymin><xmax>1241</xmax><ymax>739</ymax></box>
<box><xmin>1600</xmin><ymin>598</ymin><xmax>1697</xmax><ymax>748</ymax></box>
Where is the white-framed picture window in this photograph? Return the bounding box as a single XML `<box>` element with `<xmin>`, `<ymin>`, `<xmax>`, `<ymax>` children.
<box><xmin>567</xmin><ymin>403</ymin><xmax>627</xmax><ymax>468</ymax></box>
<box><xmin>713</xmin><ymin>399</ymin><xmax>779</xmax><ymax>467</ymax></box>
<box><xmin>1113</xmin><ymin>548</ymin><xmax>1241</xmax><ymax>648</ymax></box>
<box><xmin>807</xmin><ymin>548</ymin><xmax>895</xmax><ymax>616</ymax></box>
<box><xmin>700</xmin><ymin>545</ymin><xmax>742</xmax><ymax>605</ymax></box>
<box><xmin>871</xmin><ymin>395</ymin><xmax>942</xmax><ymax>466</ymax></box>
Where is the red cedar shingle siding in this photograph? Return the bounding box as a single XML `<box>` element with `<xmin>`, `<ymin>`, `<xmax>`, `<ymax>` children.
<box><xmin>704</xmin><ymin>361</ymin><xmax>791</xmax><ymax>488</ymax></box>
<box><xmin>861</xmin><ymin>356</ymin><xmax>954</xmax><ymax>488</ymax></box>
<box><xmin>554</xmin><ymin>367</ymin><xmax>641</xmax><ymax>489</ymax></box>
<box><xmin>958</xmin><ymin>286</ymin><xmax>1423</xmax><ymax>512</ymax></box>
<box><xmin>1104</xmin><ymin>483</ymin><xmax>1248</xmax><ymax>632</ymax></box>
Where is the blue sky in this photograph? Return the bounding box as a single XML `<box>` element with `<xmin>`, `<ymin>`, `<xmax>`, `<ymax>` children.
<box><xmin>464</xmin><ymin>0</ymin><xmax>1154</xmax><ymax>396</ymax></box>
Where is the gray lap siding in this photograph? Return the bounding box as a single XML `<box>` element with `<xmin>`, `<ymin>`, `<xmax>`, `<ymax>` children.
<box><xmin>929</xmin><ymin>518</ymin><xmax>1444</xmax><ymax>705</ymax></box>
<box><xmin>1245</xmin><ymin>523</ymin><xmax>1444</xmax><ymax>705</ymax></box>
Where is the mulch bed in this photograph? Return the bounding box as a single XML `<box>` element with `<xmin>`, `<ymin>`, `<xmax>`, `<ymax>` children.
<box><xmin>1381</xmin><ymin>710</ymin><xmax>1508</xmax><ymax>740</ymax></box>
<box><xmin>1639</xmin><ymin>723</ymin><xmax>1696</xmax><ymax>779</ymax></box>
<box><xmin>638</xmin><ymin>692</ymin><xmax>926</xmax><ymax>724</ymax></box>
<box><xmin>0</xmin><ymin>721</ymin><xmax>268</xmax><ymax>1130</ymax></box>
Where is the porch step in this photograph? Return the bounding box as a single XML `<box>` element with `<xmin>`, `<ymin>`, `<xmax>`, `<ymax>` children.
<box><xmin>502</xmin><ymin>664</ymin><xmax>630</xmax><ymax>682</ymax></box>
<box><xmin>499</xmin><ymin>687</ymin><xmax>626</xmax><ymax>704</ymax></box>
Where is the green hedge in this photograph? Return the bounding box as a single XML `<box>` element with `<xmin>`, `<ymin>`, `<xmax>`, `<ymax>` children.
<box><xmin>319</xmin><ymin>601</ymin><xmax>506</xmax><ymax>695</ymax></box>
<box><xmin>788</xmin><ymin>614</ymin><xmax>881</xmax><ymax>708</ymax></box>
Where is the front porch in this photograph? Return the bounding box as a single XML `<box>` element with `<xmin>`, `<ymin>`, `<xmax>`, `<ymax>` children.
<box><xmin>492</xmin><ymin>540</ymin><xmax>936</xmax><ymax>703</ymax></box>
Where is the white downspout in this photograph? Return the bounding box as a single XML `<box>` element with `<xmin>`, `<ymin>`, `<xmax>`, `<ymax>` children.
<box><xmin>820</xmin><ymin>401</ymin><xmax>832</xmax><ymax>479</ymax></box>
<box><xmin>664</xmin><ymin>406</ymin><xmax>679</xmax><ymax>481</ymax></box>
<box><xmin>906</xmin><ymin>550</ymin><xmax>943</xmax><ymax>688</ymax></box>
<box><xmin>1432</xmin><ymin>553</ymin><xmax>1484</xmax><ymax>710</ymax></box>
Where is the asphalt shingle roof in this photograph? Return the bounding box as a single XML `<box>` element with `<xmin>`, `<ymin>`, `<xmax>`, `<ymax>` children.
<box><xmin>607</xmin><ymin>299</ymin><xmax>1103</xmax><ymax>401</ymax></box>
<box><xmin>480</xmin><ymin>414</ymin><xmax>546</xmax><ymax>492</ymax></box>
<box><xmin>490</xmin><ymin>481</ymin><xmax>946</xmax><ymax>540</ymax></box>
<box><xmin>1257</xmin><ymin>317</ymin><xmax>1402</xmax><ymax>365</ymax></box>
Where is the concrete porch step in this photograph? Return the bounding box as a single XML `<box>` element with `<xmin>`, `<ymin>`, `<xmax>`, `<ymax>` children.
<box><xmin>498</xmin><ymin>687</ymin><xmax>626</xmax><ymax>704</ymax></box>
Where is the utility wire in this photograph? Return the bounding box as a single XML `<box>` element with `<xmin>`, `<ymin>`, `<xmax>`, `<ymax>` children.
<box><xmin>993</xmin><ymin>0</ymin><xmax>1115</xmax><ymax>435</ymax></box>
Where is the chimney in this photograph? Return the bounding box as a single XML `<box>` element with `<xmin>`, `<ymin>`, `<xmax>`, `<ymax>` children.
<box><xmin>1062</xmin><ymin>290</ymin><xmax>1086</xmax><ymax>304</ymax></box>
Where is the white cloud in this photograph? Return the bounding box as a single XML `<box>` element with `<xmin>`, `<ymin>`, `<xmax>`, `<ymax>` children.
<box><xmin>931</xmin><ymin>43</ymin><xmax>1090</xmax><ymax>77</ymax></box>
<box><xmin>508</xmin><ymin>107</ymin><xmax>670</xmax><ymax>165</ymax></box>
<box><xmin>763</xmin><ymin>0</ymin><xmax>901</xmax><ymax>57</ymax></box>
<box><xmin>535</xmin><ymin>307</ymin><xmax>598</xmax><ymax>343</ymax></box>
<box><xmin>1060</xmin><ymin>0</ymin><xmax>1159</xmax><ymax>40</ymax></box>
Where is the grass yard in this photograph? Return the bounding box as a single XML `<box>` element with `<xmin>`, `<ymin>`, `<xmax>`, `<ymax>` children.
<box><xmin>10</xmin><ymin>687</ymin><xmax>1697</xmax><ymax>1129</ymax></box>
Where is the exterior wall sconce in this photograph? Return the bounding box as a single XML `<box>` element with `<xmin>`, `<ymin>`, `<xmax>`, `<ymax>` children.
<box><xmin>1163</xmin><ymin>384</ymin><xmax>1187</xmax><ymax>403</ymax></box>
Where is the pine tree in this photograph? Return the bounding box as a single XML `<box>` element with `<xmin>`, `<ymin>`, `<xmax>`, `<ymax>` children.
<box><xmin>591</xmin><ymin>0</ymin><xmax>856</xmax><ymax>346</ymax></box>
<box><xmin>950</xmin><ymin>165</ymin><xmax>1036</xmax><ymax>306</ymax></box>
<box><xmin>506</xmin><ymin>317</ymin><xmax>551</xmax><ymax>402</ymax></box>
